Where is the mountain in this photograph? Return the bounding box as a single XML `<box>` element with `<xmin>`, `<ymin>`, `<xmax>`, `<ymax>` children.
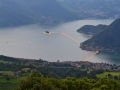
<box><xmin>0</xmin><ymin>0</ymin><xmax>78</xmax><ymax>27</ymax></box>
<box><xmin>77</xmin><ymin>24</ymin><xmax>107</xmax><ymax>35</ymax></box>
<box><xmin>80</xmin><ymin>18</ymin><xmax>120</xmax><ymax>52</ymax></box>
<box><xmin>0</xmin><ymin>0</ymin><xmax>34</xmax><ymax>27</ymax></box>
<box><xmin>18</xmin><ymin>0</ymin><xmax>78</xmax><ymax>21</ymax></box>
<box><xmin>57</xmin><ymin>0</ymin><xmax>120</xmax><ymax>19</ymax></box>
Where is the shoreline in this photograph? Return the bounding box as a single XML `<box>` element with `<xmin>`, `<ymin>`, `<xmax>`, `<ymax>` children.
<box><xmin>0</xmin><ymin>54</ymin><xmax>117</xmax><ymax>65</ymax></box>
<box><xmin>80</xmin><ymin>44</ymin><xmax>117</xmax><ymax>53</ymax></box>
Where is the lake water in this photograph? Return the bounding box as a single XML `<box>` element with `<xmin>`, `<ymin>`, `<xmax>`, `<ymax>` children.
<box><xmin>0</xmin><ymin>19</ymin><xmax>120</xmax><ymax>65</ymax></box>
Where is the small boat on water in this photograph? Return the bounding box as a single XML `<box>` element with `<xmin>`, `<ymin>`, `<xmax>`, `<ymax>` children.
<box><xmin>95</xmin><ymin>50</ymin><xmax>100</xmax><ymax>54</ymax></box>
<box><xmin>44</xmin><ymin>31</ymin><xmax>49</xmax><ymax>34</ymax></box>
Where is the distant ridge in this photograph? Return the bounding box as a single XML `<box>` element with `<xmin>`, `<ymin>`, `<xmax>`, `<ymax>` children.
<box><xmin>80</xmin><ymin>18</ymin><xmax>120</xmax><ymax>52</ymax></box>
<box><xmin>77</xmin><ymin>24</ymin><xmax>107</xmax><ymax>35</ymax></box>
<box><xmin>57</xmin><ymin>0</ymin><xmax>120</xmax><ymax>19</ymax></box>
<box><xmin>0</xmin><ymin>0</ymin><xmax>78</xmax><ymax>27</ymax></box>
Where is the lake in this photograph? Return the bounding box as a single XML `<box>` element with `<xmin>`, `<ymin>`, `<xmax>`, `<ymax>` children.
<box><xmin>0</xmin><ymin>19</ymin><xmax>120</xmax><ymax>65</ymax></box>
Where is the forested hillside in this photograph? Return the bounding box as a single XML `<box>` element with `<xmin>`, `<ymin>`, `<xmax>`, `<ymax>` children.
<box><xmin>0</xmin><ymin>0</ymin><xmax>78</xmax><ymax>27</ymax></box>
<box><xmin>14</xmin><ymin>71</ymin><xmax>120</xmax><ymax>90</ymax></box>
<box><xmin>80</xmin><ymin>18</ymin><xmax>120</xmax><ymax>52</ymax></box>
<box><xmin>77</xmin><ymin>24</ymin><xmax>107</xmax><ymax>35</ymax></box>
<box><xmin>0</xmin><ymin>55</ymin><xmax>120</xmax><ymax>90</ymax></box>
<box><xmin>57</xmin><ymin>0</ymin><xmax>120</xmax><ymax>19</ymax></box>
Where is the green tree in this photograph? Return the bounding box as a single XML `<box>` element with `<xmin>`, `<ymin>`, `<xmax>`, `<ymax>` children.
<box><xmin>6</xmin><ymin>75</ymin><xmax>10</xmax><ymax>81</ymax></box>
<box><xmin>14</xmin><ymin>71</ymin><xmax>58</xmax><ymax>90</ymax></box>
<box><xmin>15</xmin><ymin>72</ymin><xmax>120</xmax><ymax>90</ymax></box>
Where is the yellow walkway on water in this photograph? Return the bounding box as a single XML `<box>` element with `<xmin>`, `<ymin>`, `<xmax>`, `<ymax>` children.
<box><xmin>61</xmin><ymin>32</ymin><xmax>99</xmax><ymax>62</ymax></box>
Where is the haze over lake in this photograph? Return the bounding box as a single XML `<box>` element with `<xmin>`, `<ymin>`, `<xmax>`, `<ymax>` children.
<box><xmin>0</xmin><ymin>19</ymin><xmax>119</xmax><ymax>64</ymax></box>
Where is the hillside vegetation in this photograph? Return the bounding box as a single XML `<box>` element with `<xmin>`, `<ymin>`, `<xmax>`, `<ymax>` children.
<box><xmin>77</xmin><ymin>24</ymin><xmax>107</xmax><ymax>35</ymax></box>
<box><xmin>0</xmin><ymin>55</ymin><xmax>120</xmax><ymax>89</ymax></box>
<box><xmin>0</xmin><ymin>0</ymin><xmax>78</xmax><ymax>27</ymax></box>
<box><xmin>57</xmin><ymin>0</ymin><xmax>120</xmax><ymax>19</ymax></box>
<box><xmin>14</xmin><ymin>71</ymin><xmax>120</xmax><ymax>90</ymax></box>
<box><xmin>80</xmin><ymin>18</ymin><xmax>120</xmax><ymax>52</ymax></box>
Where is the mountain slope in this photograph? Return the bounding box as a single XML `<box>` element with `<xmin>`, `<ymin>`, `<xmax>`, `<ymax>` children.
<box><xmin>57</xmin><ymin>0</ymin><xmax>120</xmax><ymax>19</ymax></box>
<box><xmin>80</xmin><ymin>18</ymin><xmax>120</xmax><ymax>52</ymax></box>
<box><xmin>77</xmin><ymin>24</ymin><xmax>107</xmax><ymax>35</ymax></box>
<box><xmin>0</xmin><ymin>0</ymin><xmax>34</xmax><ymax>27</ymax></box>
<box><xmin>0</xmin><ymin>0</ymin><xmax>78</xmax><ymax>27</ymax></box>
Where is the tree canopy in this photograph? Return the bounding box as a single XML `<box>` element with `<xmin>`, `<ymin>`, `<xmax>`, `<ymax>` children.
<box><xmin>15</xmin><ymin>71</ymin><xmax>120</xmax><ymax>90</ymax></box>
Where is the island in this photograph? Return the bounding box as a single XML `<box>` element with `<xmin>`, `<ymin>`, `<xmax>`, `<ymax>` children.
<box><xmin>44</xmin><ymin>31</ymin><xmax>49</xmax><ymax>34</ymax></box>
<box><xmin>77</xmin><ymin>24</ymin><xmax>107</xmax><ymax>36</ymax></box>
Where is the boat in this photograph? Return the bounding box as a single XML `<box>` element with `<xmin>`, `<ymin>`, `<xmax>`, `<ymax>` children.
<box><xmin>44</xmin><ymin>31</ymin><xmax>49</xmax><ymax>34</ymax></box>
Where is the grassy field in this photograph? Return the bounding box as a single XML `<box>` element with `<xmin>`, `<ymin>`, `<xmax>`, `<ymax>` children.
<box><xmin>0</xmin><ymin>83</ymin><xmax>18</xmax><ymax>90</ymax></box>
<box><xmin>22</xmin><ymin>68</ymin><xmax>31</xmax><ymax>72</ymax></box>
<box><xmin>96</xmin><ymin>72</ymin><xmax>120</xmax><ymax>78</ymax></box>
<box><xmin>0</xmin><ymin>77</ymin><xmax>18</xmax><ymax>84</ymax></box>
<box><xmin>0</xmin><ymin>76</ymin><xmax>18</xmax><ymax>90</ymax></box>
<box><xmin>0</xmin><ymin>75</ymin><xmax>27</xmax><ymax>90</ymax></box>
<box><xmin>0</xmin><ymin>60</ymin><xmax>13</xmax><ymax>64</ymax></box>
<box><xmin>0</xmin><ymin>71</ymin><xmax>13</xmax><ymax>74</ymax></box>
